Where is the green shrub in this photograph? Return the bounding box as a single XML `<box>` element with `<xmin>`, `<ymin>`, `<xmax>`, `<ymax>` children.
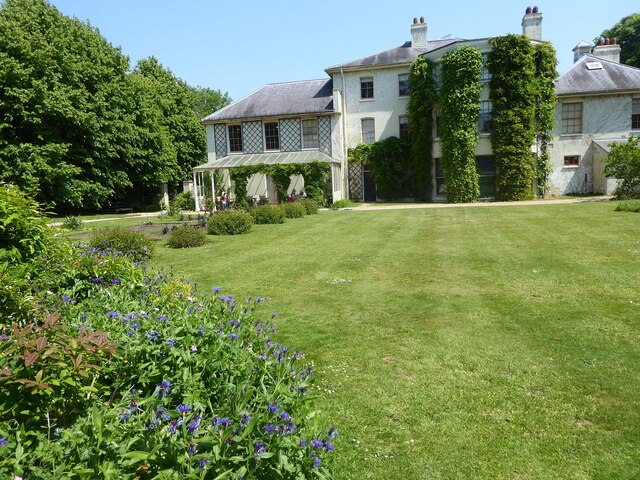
<box><xmin>61</xmin><ymin>215</ymin><xmax>83</xmax><ymax>230</ymax></box>
<box><xmin>605</xmin><ymin>137</ymin><xmax>640</xmax><ymax>199</ymax></box>
<box><xmin>282</xmin><ymin>202</ymin><xmax>307</xmax><ymax>218</ymax></box>
<box><xmin>614</xmin><ymin>200</ymin><xmax>640</xmax><ymax>212</ymax></box>
<box><xmin>88</xmin><ymin>227</ymin><xmax>154</xmax><ymax>261</ymax></box>
<box><xmin>207</xmin><ymin>210</ymin><xmax>254</xmax><ymax>235</ymax></box>
<box><xmin>331</xmin><ymin>199</ymin><xmax>357</xmax><ymax>209</ymax></box>
<box><xmin>250</xmin><ymin>205</ymin><xmax>286</xmax><ymax>224</ymax></box>
<box><xmin>166</xmin><ymin>225</ymin><xmax>207</xmax><ymax>248</ymax></box>
<box><xmin>0</xmin><ymin>183</ymin><xmax>51</xmax><ymax>264</ymax></box>
<box><xmin>173</xmin><ymin>191</ymin><xmax>196</xmax><ymax>211</ymax></box>
<box><xmin>299</xmin><ymin>198</ymin><xmax>320</xmax><ymax>214</ymax></box>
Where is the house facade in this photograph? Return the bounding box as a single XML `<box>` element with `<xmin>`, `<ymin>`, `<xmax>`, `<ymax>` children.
<box><xmin>194</xmin><ymin>8</ymin><xmax>639</xmax><ymax>206</ymax></box>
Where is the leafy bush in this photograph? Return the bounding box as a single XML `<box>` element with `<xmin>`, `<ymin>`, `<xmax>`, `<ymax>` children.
<box><xmin>331</xmin><ymin>199</ymin><xmax>357</xmax><ymax>209</ymax></box>
<box><xmin>0</xmin><ymin>183</ymin><xmax>51</xmax><ymax>264</ymax></box>
<box><xmin>61</xmin><ymin>215</ymin><xmax>83</xmax><ymax>230</ymax></box>
<box><xmin>299</xmin><ymin>198</ymin><xmax>320</xmax><ymax>215</ymax></box>
<box><xmin>166</xmin><ymin>225</ymin><xmax>207</xmax><ymax>248</ymax></box>
<box><xmin>207</xmin><ymin>210</ymin><xmax>254</xmax><ymax>235</ymax></box>
<box><xmin>281</xmin><ymin>202</ymin><xmax>307</xmax><ymax>219</ymax></box>
<box><xmin>614</xmin><ymin>200</ymin><xmax>640</xmax><ymax>212</ymax></box>
<box><xmin>88</xmin><ymin>227</ymin><xmax>154</xmax><ymax>261</ymax></box>
<box><xmin>250</xmin><ymin>205</ymin><xmax>286</xmax><ymax>225</ymax></box>
<box><xmin>173</xmin><ymin>191</ymin><xmax>196</xmax><ymax>211</ymax></box>
<box><xmin>605</xmin><ymin>137</ymin><xmax>640</xmax><ymax>199</ymax></box>
<box><xmin>0</xmin><ymin>276</ymin><xmax>337</xmax><ymax>479</ymax></box>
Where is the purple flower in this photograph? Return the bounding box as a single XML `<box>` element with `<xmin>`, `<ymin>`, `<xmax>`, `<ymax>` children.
<box><xmin>176</xmin><ymin>404</ymin><xmax>192</xmax><ymax>413</ymax></box>
<box><xmin>119</xmin><ymin>409</ymin><xmax>132</xmax><ymax>422</ymax></box>
<box><xmin>61</xmin><ymin>295</ymin><xmax>75</xmax><ymax>303</ymax></box>
<box><xmin>0</xmin><ymin>438</ymin><xmax>8</xmax><ymax>447</ymax></box>
<box><xmin>229</xmin><ymin>319</ymin><xmax>240</xmax><ymax>328</ymax></box>
<box><xmin>156</xmin><ymin>315</ymin><xmax>168</xmax><ymax>322</ymax></box>
<box><xmin>228</xmin><ymin>333</ymin><xmax>239</xmax><ymax>340</ymax></box>
<box><xmin>166</xmin><ymin>339</ymin><xmax>176</xmax><ymax>347</ymax></box>
<box><xmin>279</xmin><ymin>411</ymin><xmax>291</xmax><ymax>421</ymax></box>
<box><xmin>267</xmin><ymin>402</ymin><xmax>280</xmax><ymax>414</ymax></box>
<box><xmin>111</xmin><ymin>278</ymin><xmax>121</xmax><ymax>285</ymax></box>
<box><xmin>187</xmin><ymin>443</ymin><xmax>197</xmax><ymax>456</ymax></box>
<box><xmin>90</xmin><ymin>277</ymin><xmax>104</xmax><ymax>284</ymax></box>
<box><xmin>253</xmin><ymin>441</ymin><xmax>266</xmax><ymax>456</ymax></box>
<box><xmin>328</xmin><ymin>427</ymin><xmax>338</xmax><ymax>439</ymax></box>
<box><xmin>108</xmin><ymin>311</ymin><xmax>120</xmax><ymax>318</ymax></box>
<box><xmin>146</xmin><ymin>331</ymin><xmax>159</xmax><ymax>341</ymax></box>
<box><xmin>240</xmin><ymin>413</ymin><xmax>251</xmax><ymax>427</ymax></box>
<box><xmin>324</xmin><ymin>441</ymin><xmax>335</xmax><ymax>452</ymax></box>
<box><xmin>0</xmin><ymin>335</ymin><xmax>8</xmax><ymax>341</ymax></box>
<box><xmin>312</xmin><ymin>455</ymin><xmax>321</xmax><ymax>469</ymax></box>
<box><xmin>157</xmin><ymin>379</ymin><xmax>172</xmax><ymax>397</ymax></box>
<box><xmin>126</xmin><ymin>330</ymin><xmax>135</xmax><ymax>337</ymax></box>
<box><xmin>264</xmin><ymin>423</ymin><xmax>276</xmax><ymax>434</ymax></box>
<box><xmin>198</xmin><ymin>457</ymin><xmax>209</xmax><ymax>471</ymax></box>
<box><xmin>190</xmin><ymin>344</ymin><xmax>198</xmax><ymax>352</ymax></box>
<box><xmin>197</xmin><ymin>326</ymin><xmax>206</xmax><ymax>335</ymax></box>
<box><xmin>213</xmin><ymin>286</ymin><xmax>222</xmax><ymax>294</ymax></box>
<box><xmin>300</xmin><ymin>439</ymin><xmax>308</xmax><ymax>448</ymax></box>
<box><xmin>187</xmin><ymin>415</ymin><xmax>201</xmax><ymax>434</ymax></box>
<box><xmin>255</xmin><ymin>296</ymin><xmax>265</xmax><ymax>303</ymax></box>
<box><xmin>130</xmin><ymin>322</ymin><xmax>140</xmax><ymax>331</ymax></box>
<box><xmin>311</xmin><ymin>439</ymin><xmax>323</xmax><ymax>449</ymax></box>
<box><xmin>213</xmin><ymin>416</ymin><xmax>231</xmax><ymax>428</ymax></box>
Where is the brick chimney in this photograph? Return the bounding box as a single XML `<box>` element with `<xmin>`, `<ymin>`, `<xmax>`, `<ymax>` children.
<box><xmin>572</xmin><ymin>41</ymin><xmax>592</xmax><ymax>63</ymax></box>
<box><xmin>411</xmin><ymin>16</ymin><xmax>427</xmax><ymax>48</ymax></box>
<box><xmin>592</xmin><ymin>38</ymin><xmax>621</xmax><ymax>63</ymax></box>
<box><xmin>521</xmin><ymin>6</ymin><xmax>542</xmax><ymax>41</ymax></box>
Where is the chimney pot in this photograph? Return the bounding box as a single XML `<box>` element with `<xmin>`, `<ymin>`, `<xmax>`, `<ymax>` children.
<box><xmin>532</xmin><ymin>5</ymin><xmax>538</xmax><ymax>13</ymax></box>
<box><xmin>526</xmin><ymin>6</ymin><xmax>532</xmax><ymax>14</ymax></box>
<box><xmin>420</xmin><ymin>16</ymin><xmax>425</xmax><ymax>24</ymax></box>
<box><xmin>413</xmin><ymin>17</ymin><xmax>418</xmax><ymax>24</ymax></box>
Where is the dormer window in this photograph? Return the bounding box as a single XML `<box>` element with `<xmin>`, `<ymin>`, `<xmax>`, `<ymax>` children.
<box><xmin>360</xmin><ymin>77</ymin><xmax>374</xmax><ymax>99</ymax></box>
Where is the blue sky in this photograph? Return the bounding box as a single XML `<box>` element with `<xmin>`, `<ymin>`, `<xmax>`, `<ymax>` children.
<box><xmin>43</xmin><ymin>0</ymin><xmax>637</xmax><ymax>102</ymax></box>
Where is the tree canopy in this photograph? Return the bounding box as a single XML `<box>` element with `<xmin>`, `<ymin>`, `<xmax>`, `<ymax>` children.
<box><xmin>598</xmin><ymin>13</ymin><xmax>640</xmax><ymax>68</ymax></box>
<box><xmin>0</xmin><ymin>0</ymin><xmax>229</xmax><ymax>212</ymax></box>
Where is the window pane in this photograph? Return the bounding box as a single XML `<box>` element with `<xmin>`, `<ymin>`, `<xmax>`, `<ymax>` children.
<box><xmin>399</xmin><ymin>116</ymin><xmax>409</xmax><ymax>141</ymax></box>
<box><xmin>398</xmin><ymin>74</ymin><xmax>410</xmax><ymax>96</ymax></box>
<box><xmin>478</xmin><ymin>101</ymin><xmax>493</xmax><ymax>133</ymax></box>
<box><xmin>264</xmin><ymin>122</ymin><xmax>280</xmax><ymax>150</ymax></box>
<box><xmin>633</xmin><ymin>100</ymin><xmax>640</xmax><ymax>130</ymax></box>
<box><xmin>361</xmin><ymin>118</ymin><xmax>375</xmax><ymax>144</ymax></box>
<box><xmin>361</xmin><ymin>77</ymin><xmax>374</xmax><ymax>99</ymax></box>
<box><xmin>228</xmin><ymin>125</ymin><xmax>243</xmax><ymax>153</ymax></box>
<box><xmin>302</xmin><ymin>119</ymin><xmax>318</xmax><ymax>148</ymax></box>
<box><xmin>561</xmin><ymin>103</ymin><xmax>582</xmax><ymax>134</ymax></box>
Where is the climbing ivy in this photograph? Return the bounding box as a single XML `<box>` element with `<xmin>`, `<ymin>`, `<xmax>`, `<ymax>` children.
<box><xmin>533</xmin><ymin>42</ymin><xmax>558</xmax><ymax>197</ymax></box>
<box><xmin>488</xmin><ymin>35</ymin><xmax>538</xmax><ymax>201</ymax></box>
<box><xmin>229</xmin><ymin>162</ymin><xmax>331</xmax><ymax>204</ymax></box>
<box><xmin>439</xmin><ymin>46</ymin><xmax>483</xmax><ymax>203</ymax></box>
<box><xmin>408</xmin><ymin>57</ymin><xmax>438</xmax><ymax>200</ymax></box>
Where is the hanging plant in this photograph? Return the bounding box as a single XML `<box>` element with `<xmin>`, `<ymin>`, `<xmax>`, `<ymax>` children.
<box><xmin>439</xmin><ymin>46</ymin><xmax>483</xmax><ymax>203</ymax></box>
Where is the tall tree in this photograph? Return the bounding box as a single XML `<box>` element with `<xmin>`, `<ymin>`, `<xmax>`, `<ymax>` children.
<box><xmin>189</xmin><ymin>86</ymin><xmax>231</xmax><ymax>119</ymax></box>
<box><xmin>598</xmin><ymin>13</ymin><xmax>640</xmax><ymax>68</ymax></box>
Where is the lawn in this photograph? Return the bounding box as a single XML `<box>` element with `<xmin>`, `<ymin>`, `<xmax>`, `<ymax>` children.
<box><xmin>148</xmin><ymin>202</ymin><xmax>639</xmax><ymax>479</ymax></box>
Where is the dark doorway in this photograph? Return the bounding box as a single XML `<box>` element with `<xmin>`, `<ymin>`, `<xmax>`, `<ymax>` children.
<box><xmin>363</xmin><ymin>167</ymin><xmax>376</xmax><ymax>202</ymax></box>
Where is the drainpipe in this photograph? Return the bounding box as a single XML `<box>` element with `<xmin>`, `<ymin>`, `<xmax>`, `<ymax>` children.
<box><xmin>340</xmin><ymin>68</ymin><xmax>349</xmax><ymax>200</ymax></box>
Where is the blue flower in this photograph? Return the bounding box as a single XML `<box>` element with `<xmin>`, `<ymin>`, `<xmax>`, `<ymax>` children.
<box><xmin>130</xmin><ymin>322</ymin><xmax>140</xmax><ymax>331</ymax></box>
<box><xmin>213</xmin><ymin>286</ymin><xmax>222</xmax><ymax>294</ymax></box>
<box><xmin>311</xmin><ymin>439</ymin><xmax>323</xmax><ymax>449</ymax></box>
<box><xmin>312</xmin><ymin>455</ymin><xmax>321</xmax><ymax>469</ymax></box>
<box><xmin>176</xmin><ymin>404</ymin><xmax>192</xmax><ymax>413</ymax></box>
<box><xmin>187</xmin><ymin>443</ymin><xmax>197</xmax><ymax>456</ymax></box>
<box><xmin>108</xmin><ymin>311</ymin><xmax>120</xmax><ymax>318</ymax></box>
<box><xmin>146</xmin><ymin>331</ymin><xmax>159</xmax><ymax>341</ymax></box>
<box><xmin>267</xmin><ymin>402</ymin><xmax>280</xmax><ymax>414</ymax></box>
<box><xmin>0</xmin><ymin>438</ymin><xmax>8</xmax><ymax>447</ymax></box>
<box><xmin>61</xmin><ymin>295</ymin><xmax>75</xmax><ymax>303</ymax></box>
<box><xmin>253</xmin><ymin>441</ymin><xmax>266</xmax><ymax>456</ymax></box>
<box><xmin>328</xmin><ymin>427</ymin><xmax>338</xmax><ymax>439</ymax></box>
<box><xmin>197</xmin><ymin>326</ymin><xmax>206</xmax><ymax>335</ymax></box>
<box><xmin>166</xmin><ymin>339</ymin><xmax>176</xmax><ymax>347</ymax></box>
<box><xmin>324</xmin><ymin>441</ymin><xmax>335</xmax><ymax>452</ymax></box>
<box><xmin>90</xmin><ymin>277</ymin><xmax>104</xmax><ymax>284</ymax></box>
<box><xmin>119</xmin><ymin>409</ymin><xmax>132</xmax><ymax>422</ymax></box>
<box><xmin>156</xmin><ymin>315</ymin><xmax>168</xmax><ymax>322</ymax></box>
<box><xmin>187</xmin><ymin>415</ymin><xmax>201</xmax><ymax>434</ymax></box>
<box><xmin>264</xmin><ymin>423</ymin><xmax>276</xmax><ymax>434</ymax></box>
<box><xmin>213</xmin><ymin>417</ymin><xmax>231</xmax><ymax>428</ymax></box>
<box><xmin>228</xmin><ymin>333</ymin><xmax>239</xmax><ymax>340</ymax></box>
<box><xmin>126</xmin><ymin>330</ymin><xmax>135</xmax><ymax>337</ymax></box>
<box><xmin>112</xmin><ymin>278</ymin><xmax>121</xmax><ymax>285</ymax></box>
<box><xmin>240</xmin><ymin>413</ymin><xmax>251</xmax><ymax>427</ymax></box>
<box><xmin>279</xmin><ymin>411</ymin><xmax>291</xmax><ymax>421</ymax></box>
<box><xmin>156</xmin><ymin>379</ymin><xmax>172</xmax><ymax>397</ymax></box>
<box><xmin>198</xmin><ymin>457</ymin><xmax>209</xmax><ymax>471</ymax></box>
<box><xmin>300</xmin><ymin>439</ymin><xmax>307</xmax><ymax>448</ymax></box>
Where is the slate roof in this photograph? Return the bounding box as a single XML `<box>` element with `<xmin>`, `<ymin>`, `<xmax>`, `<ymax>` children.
<box><xmin>556</xmin><ymin>55</ymin><xmax>640</xmax><ymax>96</ymax></box>
<box><xmin>202</xmin><ymin>79</ymin><xmax>334</xmax><ymax>123</ymax></box>
<box><xmin>325</xmin><ymin>39</ymin><xmax>462</xmax><ymax>71</ymax></box>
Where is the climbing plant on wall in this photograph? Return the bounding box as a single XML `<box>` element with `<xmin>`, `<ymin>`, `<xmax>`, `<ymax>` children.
<box><xmin>488</xmin><ymin>34</ymin><xmax>538</xmax><ymax>201</ymax></box>
<box><xmin>408</xmin><ymin>57</ymin><xmax>438</xmax><ymax>200</ymax></box>
<box><xmin>533</xmin><ymin>42</ymin><xmax>558</xmax><ymax>197</ymax></box>
<box><xmin>439</xmin><ymin>46</ymin><xmax>483</xmax><ymax>203</ymax></box>
<box><xmin>229</xmin><ymin>162</ymin><xmax>331</xmax><ymax>204</ymax></box>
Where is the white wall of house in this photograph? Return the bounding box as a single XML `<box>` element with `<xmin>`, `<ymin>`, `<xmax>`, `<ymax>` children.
<box><xmin>205</xmin><ymin>125</ymin><xmax>217</xmax><ymax>162</ymax></box>
<box><xmin>337</xmin><ymin>65</ymin><xmax>412</xmax><ymax>147</ymax></box>
<box><xmin>550</xmin><ymin>95</ymin><xmax>634</xmax><ymax>194</ymax></box>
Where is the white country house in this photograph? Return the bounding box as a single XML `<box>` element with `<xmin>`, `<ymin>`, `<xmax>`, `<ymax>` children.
<box><xmin>192</xmin><ymin>7</ymin><xmax>639</xmax><ymax>207</ymax></box>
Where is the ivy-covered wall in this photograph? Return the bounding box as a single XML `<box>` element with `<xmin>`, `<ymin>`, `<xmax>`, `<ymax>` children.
<box><xmin>407</xmin><ymin>57</ymin><xmax>438</xmax><ymax>201</ymax></box>
<box><xmin>488</xmin><ymin>34</ymin><xmax>556</xmax><ymax>201</ymax></box>
<box><xmin>439</xmin><ymin>46</ymin><xmax>483</xmax><ymax>203</ymax></box>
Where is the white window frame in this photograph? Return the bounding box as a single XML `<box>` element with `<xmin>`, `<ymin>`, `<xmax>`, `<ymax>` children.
<box><xmin>301</xmin><ymin>118</ymin><xmax>319</xmax><ymax>149</ymax></box>
<box><xmin>227</xmin><ymin>124</ymin><xmax>243</xmax><ymax>153</ymax></box>
<box><xmin>561</xmin><ymin>102</ymin><xmax>583</xmax><ymax>135</ymax></box>
<box><xmin>360</xmin><ymin>77</ymin><xmax>374</xmax><ymax>100</ymax></box>
<box><xmin>361</xmin><ymin>118</ymin><xmax>375</xmax><ymax>144</ymax></box>
<box><xmin>398</xmin><ymin>74</ymin><xmax>410</xmax><ymax>97</ymax></box>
